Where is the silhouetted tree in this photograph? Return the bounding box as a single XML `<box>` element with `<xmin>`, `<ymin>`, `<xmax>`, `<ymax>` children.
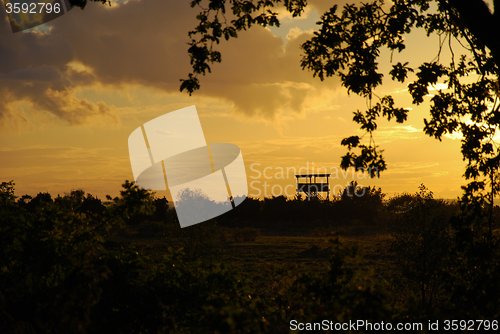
<box><xmin>106</xmin><ymin>180</ymin><xmax>155</xmax><ymax>225</ymax></box>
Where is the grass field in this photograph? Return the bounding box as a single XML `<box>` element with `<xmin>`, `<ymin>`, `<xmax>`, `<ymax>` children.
<box><xmin>120</xmin><ymin>221</ymin><xmax>399</xmax><ymax>295</ymax></box>
<box><xmin>223</xmin><ymin>229</ymin><xmax>393</xmax><ymax>274</ymax></box>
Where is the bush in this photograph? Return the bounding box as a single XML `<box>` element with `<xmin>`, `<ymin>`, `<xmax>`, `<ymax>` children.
<box><xmin>286</xmin><ymin>239</ymin><xmax>408</xmax><ymax>326</ymax></box>
<box><xmin>390</xmin><ymin>185</ymin><xmax>454</xmax><ymax>315</ymax></box>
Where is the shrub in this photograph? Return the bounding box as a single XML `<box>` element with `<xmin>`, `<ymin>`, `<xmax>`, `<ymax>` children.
<box><xmin>286</xmin><ymin>239</ymin><xmax>408</xmax><ymax>326</ymax></box>
<box><xmin>390</xmin><ymin>185</ymin><xmax>454</xmax><ymax>315</ymax></box>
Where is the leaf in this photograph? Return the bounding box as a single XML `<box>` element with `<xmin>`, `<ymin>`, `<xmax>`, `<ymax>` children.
<box><xmin>341</xmin><ymin>136</ymin><xmax>360</xmax><ymax>149</ymax></box>
<box><xmin>389</xmin><ymin>62</ymin><xmax>413</xmax><ymax>83</ymax></box>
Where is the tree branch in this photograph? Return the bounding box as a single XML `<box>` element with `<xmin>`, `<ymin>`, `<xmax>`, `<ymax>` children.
<box><xmin>447</xmin><ymin>0</ymin><xmax>500</xmax><ymax>71</ymax></box>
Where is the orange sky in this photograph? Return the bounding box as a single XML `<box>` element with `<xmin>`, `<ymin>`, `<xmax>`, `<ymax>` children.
<box><xmin>0</xmin><ymin>0</ymin><xmax>480</xmax><ymax>201</ymax></box>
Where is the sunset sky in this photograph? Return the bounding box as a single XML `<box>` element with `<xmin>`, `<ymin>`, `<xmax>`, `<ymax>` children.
<box><xmin>1</xmin><ymin>0</ymin><xmax>481</xmax><ymax>201</ymax></box>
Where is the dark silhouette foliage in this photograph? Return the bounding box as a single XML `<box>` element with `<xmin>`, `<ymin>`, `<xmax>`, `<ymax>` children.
<box><xmin>2</xmin><ymin>180</ymin><xmax>500</xmax><ymax>332</ymax></box>
<box><xmin>390</xmin><ymin>185</ymin><xmax>454</xmax><ymax>315</ymax></box>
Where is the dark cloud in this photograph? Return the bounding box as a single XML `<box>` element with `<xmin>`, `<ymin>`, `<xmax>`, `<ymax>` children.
<box><xmin>0</xmin><ymin>10</ymin><xmax>112</xmax><ymax>126</ymax></box>
<box><xmin>0</xmin><ymin>0</ymin><xmax>340</xmax><ymax>127</ymax></box>
<box><xmin>6</xmin><ymin>65</ymin><xmax>61</xmax><ymax>81</ymax></box>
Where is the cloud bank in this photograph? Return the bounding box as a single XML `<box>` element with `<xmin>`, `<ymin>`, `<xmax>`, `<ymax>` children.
<box><xmin>0</xmin><ymin>0</ymin><xmax>339</xmax><ymax>128</ymax></box>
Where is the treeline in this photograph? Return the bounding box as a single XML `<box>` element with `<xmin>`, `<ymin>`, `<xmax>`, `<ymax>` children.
<box><xmin>221</xmin><ymin>183</ymin><xmax>388</xmax><ymax>227</ymax></box>
<box><xmin>1</xmin><ymin>180</ymin><xmax>500</xmax><ymax>333</ymax></box>
<box><xmin>221</xmin><ymin>182</ymin><xmax>500</xmax><ymax>230</ymax></box>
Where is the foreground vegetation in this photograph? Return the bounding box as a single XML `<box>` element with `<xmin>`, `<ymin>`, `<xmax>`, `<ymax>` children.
<box><xmin>1</xmin><ymin>180</ymin><xmax>500</xmax><ymax>333</ymax></box>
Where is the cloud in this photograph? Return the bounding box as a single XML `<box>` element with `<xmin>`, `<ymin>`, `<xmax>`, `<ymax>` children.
<box><xmin>286</xmin><ymin>27</ymin><xmax>313</xmax><ymax>40</ymax></box>
<box><xmin>0</xmin><ymin>17</ymin><xmax>118</xmax><ymax>127</ymax></box>
<box><xmin>0</xmin><ymin>0</ymin><xmax>340</xmax><ymax>129</ymax></box>
<box><xmin>199</xmin><ymin>25</ymin><xmax>339</xmax><ymax>119</ymax></box>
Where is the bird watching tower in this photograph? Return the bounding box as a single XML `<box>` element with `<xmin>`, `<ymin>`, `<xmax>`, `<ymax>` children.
<box><xmin>295</xmin><ymin>173</ymin><xmax>331</xmax><ymax>200</ymax></box>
